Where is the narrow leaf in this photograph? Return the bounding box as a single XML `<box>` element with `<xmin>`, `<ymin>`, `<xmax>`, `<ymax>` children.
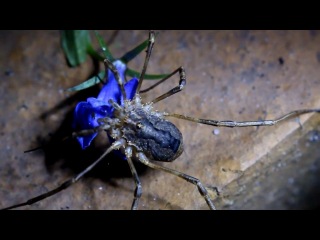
<box><xmin>66</xmin><ymin>71</ymin><xmax>105</xmax><ymax>92</ymax></box>
<box><xmin>94</xmin><ymin>30</ymin><xmax>114</xmax><ymax>61</ymax></box>
<box><xmin>120</xmin><ymin>38</ymin><xmax>149</xmax><ymax>64</ymax></box>
<box><xmin>87</xmin><ymin>44</ymin><xmax>105</xmax><ymax>61</ymax></box>
<box><xmin>61</xmin><ymin>30</ymin><xmax>91</xmax><ymax>67</ymax></box>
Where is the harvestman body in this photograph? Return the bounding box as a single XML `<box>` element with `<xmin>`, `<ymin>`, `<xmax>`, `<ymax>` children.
<box><xmin>2</xmin><ymin>31</ymin><xmax>320</xmax><ymax>210</ymax></box>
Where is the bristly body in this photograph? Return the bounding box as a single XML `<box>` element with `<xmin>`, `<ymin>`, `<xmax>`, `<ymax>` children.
<box><xmin>110</xmin><ymin>95</ymin><xmax>184</xmax><ymax>162</ymax></box>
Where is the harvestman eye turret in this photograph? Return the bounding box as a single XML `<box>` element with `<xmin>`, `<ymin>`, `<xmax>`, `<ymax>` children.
<box><xmin>2</xmin><ymin>31</ymin><xmax>320</xmax><ymax>210</ymax></box>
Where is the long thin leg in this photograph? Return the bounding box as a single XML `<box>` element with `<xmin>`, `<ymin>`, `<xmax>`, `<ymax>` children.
<box><xmin>124</xmin><ymin>146</ymin><xmax>142</xmax><ymax>210</ymax></box>
<box><xmin>1</xmin><ymin>139</ymin><xmax>126</xmax><ymax>210</ymax></box>
<box><xmin>72</xmin><ymin>122</ymin><xmax>111</xmax><ymax>138</ymax></box>
<box><xmin>151</xmin><ymin>67</ymin><xmax>186</xmax><ymax>104</ymax></box>
<box><xmin>104</xmin><ymin>58</ymin><xmax>127</xmax><ymax>100</ymax></box>
<box><xmin>136</xmin><ymin>152</ymin><xmax>216</xmax><ymax>210</ymax></box>
<box><xmin>165</xmin><ymin>109</ymin><xmax>320</xmax><ymax>128</ymax></box>
<box><xmin>136</xmin><ymin>30</ymin><xmax>156</xmax><ymax>93</ymax></box>
<box><xmin>139</xmin><ymin>66</ymin><xmax>184</xmax><ymax>94</ymax></box>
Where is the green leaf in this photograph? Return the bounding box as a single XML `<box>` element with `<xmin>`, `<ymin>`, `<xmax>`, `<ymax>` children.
<box><xmin>67</xmin><ymin>66</ymin><xmax>170</xmax><ymax>92</ymax></box>
<box><xmin>61</xmin><ymin>30</ymin><xmax>91</xmax><ymax>67</ymax></box>
<box><xmin>126</xmin><ymin>68</ymin><xmax>169</xmax><ymax>80</ymax></box>
<box><xmin>94</xmin><ymin>30</ymin><xmax>114</xmax><ymax>61</ymax></box>
<box><xmin>86</xmin><ymin>44</ymin><xmax>105</xmax><ymax>61</ymax></box>
<box><xmin>66</xmin><ymin>71</ymin><xmax>105</xmax><ymax>92</ymax></box>
<box><xmin>120</xmin><ymin>38</ymin><xmax>149</xmax><ymax>64</ymax></box>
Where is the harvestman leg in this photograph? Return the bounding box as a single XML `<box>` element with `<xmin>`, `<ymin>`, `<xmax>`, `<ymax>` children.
<box><xmin>124</xmin><ymin>146</ymin><xmax>142</xmax><ymax>210</ymax></box>
<box><xmin>135</xmin><ymin>30</ymin><xmax>187</xmax><ymax>100</ymax></box>
<box><xmin>104</xmin><ymin>58</ymin><xmax>127</xmax><ymax>100</ymax></box>
<box><xmin>136</xmin><ymin>30</ymin><xmax>156</xmax><ymax>93</ymax></box>
<box><xmin>1</xmin><ymin>139</ymin><xmax>126</xmax><ymax>210</ymax></box>
<box><xmin>136</xmin><ymin>152</ymin><xmax>216</xmax><ymax>210</ymax></box>
<box><xmin>150</xmin><ymin>67</ymin><xmax>186</xmax><ymax>103</ymax></box>
<box><xmin>72</xmin><ymin>119</ymin><xmax>111</xmax><ymax>137</ymax></box>
<box><xmin>164</xmin><ymin>109</ymin><xmax>320</xmax><ymax>128</ymax></box>
<box><xmin>141</xmin><ymin>59</ymin><xmax>320</xmax><ymax>127</ymax></box>
<box><xmin>139</xmin><ymin>66</ymin><xmax>185</xmax><ymax>94</ymax></box>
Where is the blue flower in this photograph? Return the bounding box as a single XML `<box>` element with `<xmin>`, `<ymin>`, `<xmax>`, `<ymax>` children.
<box><xmin>73</xmin><ymin>60</ymin><xmax>138</xmax><ymax>149</ymax></box>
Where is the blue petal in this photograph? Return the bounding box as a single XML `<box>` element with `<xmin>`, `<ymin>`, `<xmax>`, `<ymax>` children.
<box><xmin>73</xmin><ymin>98</ymin><xmax>112</xmax><ymax>149</ymax></box>
<box><xmin>121</xmin><ymin>77</ymin><xmax>138</xmax><ymax>105</ymax></box>
<box><xmin>114</xmin><ymin>60</ymin><xmax>127</xmax><ymax>83</ymax></box>
<box><xmin>97</xmin><ymin>60</ymin><xmax>126</xmax><ymax>104</ymax></box>
<box><xmin>72</xmin><ymin>61</ymin><xmax>138</xmax><ymax>150</ymax></box>
<box><xmin>77</xmin><ymin>131</ymin><xmax>98</xmax><ymax>150</ymax></box>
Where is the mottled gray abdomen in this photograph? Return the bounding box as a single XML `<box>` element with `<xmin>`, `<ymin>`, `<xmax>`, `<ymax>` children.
<box><xmin>122</xmin><ymin>108</ymin><xmax>183</xmax><ymax>162</ymax></box>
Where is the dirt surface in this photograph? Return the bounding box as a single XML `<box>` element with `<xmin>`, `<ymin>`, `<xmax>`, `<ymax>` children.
<box><xmin>0</xmin><ymin>30</ymin><xmax>320</xmax><ymax>210</ymax></box>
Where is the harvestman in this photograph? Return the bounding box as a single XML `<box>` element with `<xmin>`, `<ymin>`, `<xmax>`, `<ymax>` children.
<box><xmin>2</xmin><ymin>31</ymin><xmax>320</xmax><ymax>210</ymax></box>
